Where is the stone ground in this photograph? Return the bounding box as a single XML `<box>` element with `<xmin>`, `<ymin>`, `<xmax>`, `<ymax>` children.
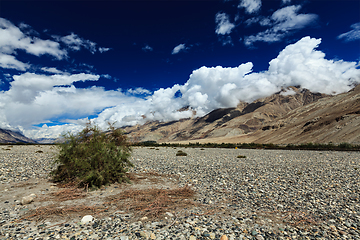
<box><xmin>0</xmin><ymin>145</ymin><xmax>359</xmax><ymax>239</ymax></box>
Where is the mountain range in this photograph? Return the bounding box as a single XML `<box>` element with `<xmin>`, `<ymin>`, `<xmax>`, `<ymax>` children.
<box><xmin>123</xmin><ymin>85</ymin><xmax>360</xmax><ymax>145</ymax></box>
<box><xmin>1</xmin><ymin>85</ymin><xmax>360</xmax><ymax>144</ymax></box>
<box><xmin>0</xmin><ymin>128</ymin><xmax>36</xmax><ymax>144</ymax></box>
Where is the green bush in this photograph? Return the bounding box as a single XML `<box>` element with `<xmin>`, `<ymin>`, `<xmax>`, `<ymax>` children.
<box><xmin>50</xmin><ymin>123</ymin><xmax>133</xmax><ymax>189</ymax></box>
<box><xmin>176</xmin><ymin>150</ymin><xmax>188</xmax><ymax>156</ymax></box>
<box><xmin>338</xmin><ymin>142</ymin><xmax>353</xmax><ymax>149</ymax></box>
<box><xmin>237</xmin><ymin>155</ymin><xmax>246</xmax><ymax>158</ymax></box>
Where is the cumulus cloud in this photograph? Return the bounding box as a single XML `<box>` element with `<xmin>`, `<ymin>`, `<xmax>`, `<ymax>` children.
<box><xmin>1</xmin><ymin>36</ymin><xmax>360</xmax><ymax>139</ymax></box>
<box><xmin>0</xmin><ymin>72</ymin><xmax>138</xmax><ymax>132</ymax></box>
<box><xmin>215</xmin><ymin>12</ymin><xmax>235</xmax><ymax>35</ymax></box>
<box><xmin>244</xmin><ymin>5</ymin><xmax>318</xmax><ymax>46</ymax></box>
<box><xmin>93</xmin><ymin>36</ymin><xmax>360</xmax><ymax>130</ymax></box>
<box><xmin>338</xmin><ymin>22</ymin><xmax>360</xmax><ymax>42</ymax></box>
<box><xmin>238</xmin><ymin>0</ymin><xmax>262</xmax><ymax>14</ymax></box>
<box><xmin>171</xmin><ymin>44</ymin><xmax>186</xmax><ymax>54</ymax></box>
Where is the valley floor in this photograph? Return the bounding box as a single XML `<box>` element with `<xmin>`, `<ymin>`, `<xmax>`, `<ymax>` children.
<box><xmin>0</xmin><ymin>145</ymin><xmax>359</xmax><ymax>239</ymax></box>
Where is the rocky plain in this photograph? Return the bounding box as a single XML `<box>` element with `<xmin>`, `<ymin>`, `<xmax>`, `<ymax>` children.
<box><xmin>0</xmin><ymin>144</ymin><xmax>359</xmax><ymax>240</ymax></box>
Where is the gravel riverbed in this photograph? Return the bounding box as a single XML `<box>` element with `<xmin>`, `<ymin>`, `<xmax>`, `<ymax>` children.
<box><xmin>0</xmin><ymin>145</ymin><xmax>359</xmax><ymax>240</ymax></box>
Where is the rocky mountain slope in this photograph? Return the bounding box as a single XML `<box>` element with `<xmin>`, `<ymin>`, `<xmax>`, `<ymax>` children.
<box><xmin>123</xmin><ymin>85</ymin><xmax>360</xmax><ymax>144</ymax></box>
<box><xmin>0</xmin><ymin>128</ymin><xmax>36</xmax><ymax>144</ymax></box>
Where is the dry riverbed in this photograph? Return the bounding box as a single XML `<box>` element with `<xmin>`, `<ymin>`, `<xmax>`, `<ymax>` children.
<box><xmin>0</xmin><ymin>145</ymin><xmax>359</xmax><ymax>239</ymax></box>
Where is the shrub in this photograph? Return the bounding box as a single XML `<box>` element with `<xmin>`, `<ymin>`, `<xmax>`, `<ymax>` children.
<box><xmin>50</xmin><ymin>122</ymin><xmax>133</xmax><ymax>189</ymax></box>
<box><xmin>237</xmin><ymin>155</ymin><xmax>246</xmax><ymax>158</ymax></box>
<box><xmin>338</xmin><ymin>142</ymin><xmax>353</xmax><ymax>149</ymax></box>
<box><xmin>176</xmin><ymin>150</ymin><xmax>188</xmax><ymax>156</ymax></box>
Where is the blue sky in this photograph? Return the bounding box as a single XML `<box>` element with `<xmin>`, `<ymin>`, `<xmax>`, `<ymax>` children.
<box><xmin>0</xmin><ymin>0</ymin><xmax>359</xmax><ymax>139</ymax></box>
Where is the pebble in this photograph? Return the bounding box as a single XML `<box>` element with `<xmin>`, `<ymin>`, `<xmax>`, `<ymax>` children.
<box><xmin>0</xmin><ymin>146</ymin><xmax>360</xmax><ymax>240</ymax></box>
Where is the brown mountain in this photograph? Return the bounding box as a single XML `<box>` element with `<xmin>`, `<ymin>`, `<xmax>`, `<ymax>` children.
<box><xmin>251</xmin><ymin>85</ymin><xmax>360</xmax><ymax>144</ymax></box>
<box><xmin>0</xmin><ymin>128</ymin><xmax>36</xmax><ymax>144</ymax></box>
<box><xmin>124</xmin><ymin>85</ymin><xmax>360</xmax><ymax>144</ymax></box>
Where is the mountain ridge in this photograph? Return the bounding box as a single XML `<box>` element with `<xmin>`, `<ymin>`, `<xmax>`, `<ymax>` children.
<box><xmin>0</xmin><ymin>128</ymin><xmax>36</xmax><ymax>144</ymax></box>
<box><xmin>123</xmin><ymin>86</ymin><xmax>360</xmax><ymax>144</ymax></box>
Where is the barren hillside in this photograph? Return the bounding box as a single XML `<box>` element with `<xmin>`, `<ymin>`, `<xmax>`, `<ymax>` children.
<box><xmin>0</xmin><ymin>128</ymin><xmax>36</xmax><ymax>144</ymax></box>
<box><xmin>123</xmin><ymin>86</ymin><xmax>360</xmax><ymax>144</ymax></box>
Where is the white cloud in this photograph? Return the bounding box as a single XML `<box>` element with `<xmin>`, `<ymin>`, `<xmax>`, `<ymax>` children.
<box><xmin>1</xmin><ymin>37</ymin><xmax>360</xmax><ymax>139</ymax></box>
<box><xmin>0</xmin><ymin>18</ymin><xmax>65</xmax><ymax>58</ymax></box>
<box><xmin>90</xmin><ymin>36</ymin><xmax>360</xmax><ymax>131</ymax></box>
<box><xmin>101</xmin><ymin>74</ymin><xmax>112</xmax><ymax>79</ymax></box>
<box><xmin>280</xmin><ymin>88</ymin><xmax>296</xmax><ymax>96</ymax></box>
<box><xmin>282</xmin><ymin>0</ymin><xmax>291</xmax><ymax>4</ymax></box>
<box><xmin>238</xmin><ymin>0</ymin><xmax>262</xmax><ymax>14</ymax></box>
<box><xmin>215</xmin><ymin>12</ymin><xmax>235</xmax><ymax>35</ymax></box>
<box><xmin>142</xmin><ymin>45</ymin><xmax>153</xmax><ymax>52</ymax></box>
<box><xmin>99</xmin><ymin>47</ymin><xmax>111</xmax><ymax>53</ymax></box>
<box><xmin>0</xmin><ymin>17</ymin><xmax>67</xmax><ymax>71</ymax></box>
<box><xmin>338</xmin><ymin>22</ymin><xmax>360</xmax><ymax>42</ymax></box>
<box><xmin>24</xmin><ymin>123</ymin><xmax>85</xmax><ymax>140</ymax></box>
<box><xmin>0</xmin><ymin>53</ymin><xmax>30</xmax><ymax>71</ymax></box>
<box><xmin>41</xmin><ymin>67</ymin><xmax>65</xmax><ymax>74</ymax></box>
<box><xmin>6</xmin><ymin>73</ymin><xmax>100</xmax><ymax>104</ymax></box>
<box><xmin>244</xmin><ymin>5</ymin><xmax>318</xmax><ymax>46</ymax></box>
<box><xmin>59</xmin><ymin>33</ymin><xmax>97</xmax><ymax>54</ymax></box>
<box><xmin>0</xmin><ymin>72</ymin><xmax>139</xmax><ymax>132</ymax></box>
<box><xmin>171</xmin><ymin>44</ymin><xmax>186</xmax><ymax>54</ymax></box>
<box><xmin>127</xmin><ymin>87</ymin><xmax>152</xmax><ymax>95</ymax></box>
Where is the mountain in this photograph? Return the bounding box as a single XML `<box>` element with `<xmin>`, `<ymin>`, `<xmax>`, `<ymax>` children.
<box><xmin>0</xmin><ymin>128</ymin><xmax>37</xmax><ymax>144</ymax></box>
<box><xmin>123</xmin><ymin>85</ymin><xmax>360</xmax><ymax>145</ymax></box>
<box><xmin>33</xmin><ymin>138</ymin><xmax>58</xmax><ymax>144</ymax></box>
<box><xmin>251</xmin><ymin>84</ymin><xmax>360</xmax><ymax>144</ymax></box>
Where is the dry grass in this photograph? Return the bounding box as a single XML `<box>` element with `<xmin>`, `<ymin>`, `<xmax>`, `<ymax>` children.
<box><xmin>21</xmin><ymin>177</ymin><xmax>195</xmax><ymax>222</ymax></box>
<box><xmin>51</xmin><ymin>187</ymin><xmax>87</xmax><ymax>201</ymax></box>
<box><xmin>105</xmin><ymin>185</ymin><xmax>196</xmax><ymax>219</ymax></box>
<box><xmin>19</xmin><ymin>205</ymin><xmax>100</xmax><ymax>222</ymax></box>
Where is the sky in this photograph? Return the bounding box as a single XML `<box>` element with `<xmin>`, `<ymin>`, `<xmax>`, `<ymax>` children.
<box><xmin>0</xmin><ymin>0</ymin><xmax>359</xmax><ymax>139</ymax></box>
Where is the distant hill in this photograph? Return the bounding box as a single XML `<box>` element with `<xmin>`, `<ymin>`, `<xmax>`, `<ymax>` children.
<box><xmin>0</xmin><ymin>128</ymin><xmax>36</xmax><ymax>144</ymax></box>
<box><xmin>33</xmin><ymin>138</ymin><xmax>58</xmax><ymax>144</ymax></box>
<box><xmin>123</xmin><ymin>85</ymin><xmax>360</xmax><ymax>145</ymax></box>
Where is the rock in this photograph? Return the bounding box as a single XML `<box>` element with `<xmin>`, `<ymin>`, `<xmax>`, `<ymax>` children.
<box><xmin>81</xmin><ymin>215</ymin><xmax>94</xmax><ymax>224</ymax></box>
<box><xmin>150</xmin><ymin>232</ymin><xmax>156</xmax><ymax>239</ymax></box>
<box><xmin>255</xmin><ymin>235</ymin><xmax>265</xmax><ymax>240</ymax></box>
<box><xmin>140</xmin><ymin>230</ymin><xmax>149</xmax><ymax>239</ymax></box>
<box><xmin>189</xmin><ymin>235</ymin><xmax>196</xmax><ymax>240</ymax></box>
<box><xmin>21</xmin><ymin>193</ymin><xmax>36</xmax><ymax>205</ymax></box>
<box><xmin>165</xmin><ymin>212</ymin><xmax>174</xmax><ymax>217</ymax></box>
<box><xmin>220</xmin><ymin>235</ymin><xmax>228</xmax><ymax>240</ymax></box>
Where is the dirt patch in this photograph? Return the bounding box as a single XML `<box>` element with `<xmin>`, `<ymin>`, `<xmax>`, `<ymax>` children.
<box><xmin>1</xmin><ymin>172</ymin><xmax>195</xmax><ymax>225</ymax></box>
